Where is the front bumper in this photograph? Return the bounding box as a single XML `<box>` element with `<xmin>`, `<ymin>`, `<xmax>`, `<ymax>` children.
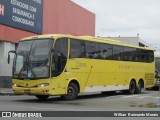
<box><xmin>13</xmin><ymin>87</ymin><xmax>50</xmax><ymax>95</ymax></box>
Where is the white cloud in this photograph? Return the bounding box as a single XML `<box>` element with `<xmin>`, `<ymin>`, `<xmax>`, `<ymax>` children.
<box><xmin>71</xmin><ymin>0</ymin><xmax>160</xmax><ymax>45</ymax></box>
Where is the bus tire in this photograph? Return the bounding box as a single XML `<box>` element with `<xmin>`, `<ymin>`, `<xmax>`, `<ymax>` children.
<box><xmin>136</xmin><ymin>81</ymin><xmax>143</xmax><ymax>94</ymax></box>
<box><xmin>35</xmin><ymin>95</ymin><xmax>49</xmax><ymax>100</ymax></box>
<box><xmin>128</xmin><ymin>80</ymin><xmax>136</xmax><ymax>94</ymax></box>
<box><xmin>61</xmin><ymin>83</ymin><xmax>78</xmax><ymax>100</ymax></box>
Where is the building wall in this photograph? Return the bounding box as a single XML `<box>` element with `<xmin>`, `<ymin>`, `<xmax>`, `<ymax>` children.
<box><xmin>104</xmin><ymin>37</ymin><xmax>139</xmax><ymax>46</ymax></box>
<box><xmin>101</xmin><ymin>36</ymin><xmax>151</xmax><ymax>48</ymax></box>
<box><xmin>43</xmin><ymin>0</ymin><xmax>95</xmax><ymax>36</ymax></box>
<box><xmin>0</xmin><ymin>42</ymin><xmax>15</xmax><ymax>76</ymax></box>
<box><xmin>0</xmin><ymin>25</ymin><xmax>36</xmax><ymax>43</ymax></box>
<box><xmin>0</xmin><ymin>42</ymin><xmax>14</xmax><ymax>87</ymax></box>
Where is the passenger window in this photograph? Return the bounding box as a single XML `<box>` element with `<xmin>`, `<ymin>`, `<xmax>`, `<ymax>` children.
<box><xmin>147</xmin><ymin>50</ymin><xmax>154</xmax><ymax>62</ymax></box>
<box><xmin>100</xmin><ymin>43</ymin><xmax>113</xmax><ymax>60</ymax></box>
<box><xmin>113</xmin><ymin>46</ymin><xmax>124</xmax><ymax>60</ymax></box>
<box><xmin>135</xmin><ymin>49</ymin><xmax>144</xmax><ymax>62</ymax></box>
<box><xmin>85</xmin><ymin>41</ymin><xmax>100</xmax><ymax>59</ymax></box>
<box><xmin>124</xmin><ymin>47</ymin><xmax>135</xmax><ymax>61</ymax></box>
<box><xmin>70</xmin><ymin>39</ymin><xmax>85</xmax><ymax>58</ymax></box>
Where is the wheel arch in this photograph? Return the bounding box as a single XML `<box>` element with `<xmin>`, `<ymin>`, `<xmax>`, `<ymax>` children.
<box><xmin>67</xmin><ymin>79</ymin><xmax>80</xmax><ymax>93</ymax></box>
<box><xmin>129</xmin><ymin>78</ymin><xmax>136</xmax><ymax>84</ymax></box>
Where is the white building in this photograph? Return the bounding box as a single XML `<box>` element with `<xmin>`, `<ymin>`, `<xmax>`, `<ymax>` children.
<box><xmin>99</xmin><ymin>35</ymin><xmax>151</xmax><ymax>47</ymax></box>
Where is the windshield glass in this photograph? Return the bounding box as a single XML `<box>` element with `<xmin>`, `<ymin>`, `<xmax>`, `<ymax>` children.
<box><xmin>13</xmin><ymin>39</ymin><xmax>53</xmax><ymax>79</ymax></box>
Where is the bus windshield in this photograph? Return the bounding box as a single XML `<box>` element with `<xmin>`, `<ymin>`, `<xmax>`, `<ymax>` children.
<box><xmin>13</xmin><ymin>39</ymin><xmax>53</xmax><ymax>79</ymax></box>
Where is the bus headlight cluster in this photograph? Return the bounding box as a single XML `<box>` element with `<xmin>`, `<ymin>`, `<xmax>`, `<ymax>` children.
<box><xmin>37</xmin><ymin>83</ymin><xmax>49</xmax><ymax>88</ymax></box>
<box><xmin>12</xmin><ymin>83</ymin><xmax>19</xmax><ymax>87</ymax></box>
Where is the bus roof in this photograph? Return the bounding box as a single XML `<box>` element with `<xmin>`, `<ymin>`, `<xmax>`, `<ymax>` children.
<box><xmin>21</xmin><ymin>34</ymin><xmax>153</xmax><ymax>50</ymax></box>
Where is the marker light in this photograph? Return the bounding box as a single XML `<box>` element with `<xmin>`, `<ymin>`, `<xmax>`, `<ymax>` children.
<box><xmin>37</xmin><ymin>83</ymin><xmax>49</xmax><ymax>88</ymax></box>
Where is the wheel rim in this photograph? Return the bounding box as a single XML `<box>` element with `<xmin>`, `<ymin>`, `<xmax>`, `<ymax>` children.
<box><xmin>68</xmin><ymin>87</ymin><xmax>74</xmax><ymax>96</ymax></box>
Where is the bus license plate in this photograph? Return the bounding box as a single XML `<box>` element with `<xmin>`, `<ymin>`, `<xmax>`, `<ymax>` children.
<box><xmin>24</xmin><ymin>89</ymin><xmax>30</xmax><ymax>94</ymax></box>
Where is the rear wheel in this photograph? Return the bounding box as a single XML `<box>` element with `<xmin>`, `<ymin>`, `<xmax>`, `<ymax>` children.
<box><xmin>35</xmin><ymin>95</ymin><xmax>49</xmax><ymax>100</ymax></box>
<box><xmin>129</xmin><ymin>80</ymin><xmax>136</xmax><ymax>94</ymax></box>
<box><xmin>136</xmin><ymin>81</ymin><xmax>143</xmax><ymax>94</ymax></box>
<box><xmin>61</xmin><ymin>83</ymin><xmax>78</xmax><ymax>100</ymax></box>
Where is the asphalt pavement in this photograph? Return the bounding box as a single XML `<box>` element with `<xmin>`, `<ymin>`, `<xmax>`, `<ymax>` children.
<box><xmin>0</xmin><ymin>90</ymin><xmax>160</xmax><ymax>120</ymax></box>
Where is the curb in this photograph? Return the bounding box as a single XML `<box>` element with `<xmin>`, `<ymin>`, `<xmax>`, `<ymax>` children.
<box><xmin>0</xmin><ymin>93</ymin><xmax>15</xmax><ymax>96</ymax></box>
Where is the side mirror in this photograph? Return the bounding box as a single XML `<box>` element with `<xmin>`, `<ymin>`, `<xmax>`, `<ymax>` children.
<box><xmin>8</xmin><ymin>54</ymin><xmax>10</xmax><ymax>64</ymax></box>
<box><xmin>8</xmin><ymin>50</ymin><xmax>16</xmax><ymax>64</ymax></box>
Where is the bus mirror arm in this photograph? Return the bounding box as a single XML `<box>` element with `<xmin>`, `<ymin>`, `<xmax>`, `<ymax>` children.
<box><xmin>51</xmin><ymin>49</ymin><xmax>55</xmax><ymax>53</ymax></box>
<box><xmin>52</xmin><ymin>49</ymin><xmax>60</xmax><ymax>54</ymax></box>
<box><xmin>8</xmin><ymin>50</ymin><xmax>16</xmax><ymax>64</ymax></box>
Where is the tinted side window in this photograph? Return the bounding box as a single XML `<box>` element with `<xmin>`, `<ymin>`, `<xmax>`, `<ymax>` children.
<box><xmin>134</xmin><ymin>49</ymin><xmax>154</xmax><ymax>62</ymax></box>
<box><xmin>52</xmin><ymin>38</ymin><xmax>68</xmax><ymax>77</ymax></box>
<box><xmin>54</xmin><ymin>38</ymin><xmax>68</xmax><ymax>59</ymax></box>
<box><xmin>135</xmin><ymin>49</ymin><xmax>145</xmax><ymax>62</ymax></box>
<box><xmin>70</xmin><ymin>39</ymin><xmax>85</xmax><ymax>58</ymax></box>
<box><xmin>85</xmin><ymin>41</ymin><xmax>100</xmax><ymax>59</ymax></box>
<box><xmin>144</xmin><ymin>50</ymin><xmax>154</xmax><ymax>62</ymax></box>
<box><xmin>147</xmin><ymin>50</ymin><xmax>154</xmax><ymax>62</ymax></box>
<box><xmin>124</xmin><ymin>47</ymin><xmax>136</xmax><ymax>61</ymax></box>
<box><xmin>100</xmin><ymin>43</ymin><xmax>113</xmax><ymax>60</ymax></box>
<box><xmin>113</xmin><ymin>46</ymin><xmax>124</xmax><ymax>60</ymax></box>
<box><xmin>142</xmin><ymin>50</ymin><xmax>149</xmax><ymax>62</ymax></box>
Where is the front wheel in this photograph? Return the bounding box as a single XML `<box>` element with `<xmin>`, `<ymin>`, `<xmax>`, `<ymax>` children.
<box><xmin>61</xmin><ymin>83</ymin><xmax>78</xmax><ymax>100</ymax></box>
<box><xmin>35</xmin><ymin>95</ymin><xmax>49</xmax><ymax>100</ymax></box>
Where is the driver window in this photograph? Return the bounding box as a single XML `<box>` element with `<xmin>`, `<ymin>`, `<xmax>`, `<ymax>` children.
<box><xmin>52</xmin><ymin>38</ymin><xmax>68</xmax><ymax>77</ymax></box>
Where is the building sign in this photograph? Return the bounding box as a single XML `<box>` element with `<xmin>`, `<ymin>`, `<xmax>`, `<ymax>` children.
<box><xmin>0</xmin><ymin>0</ymin><xmax>43</xmax><ymax>34</ymax></box>
<box><xmin>0</xmin><ymin>4</ymin><xmax>4</xmax><ymax>16</ymax></box>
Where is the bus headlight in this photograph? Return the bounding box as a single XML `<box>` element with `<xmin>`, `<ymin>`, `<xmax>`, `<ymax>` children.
<box><xmin>12</xmin><ymin>83</ymin><xmax>18</xmax><ymax>87</ymax></box>
<box><xmin>37</xmin><ymin>83</ymin><xmax>49</xmax><ymax>88</ymax></box>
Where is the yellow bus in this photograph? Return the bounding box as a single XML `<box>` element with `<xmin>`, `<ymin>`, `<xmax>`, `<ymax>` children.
<box><xmin>8</xmin><ymin>34</ymin><xmax>155</xmax><ymax>100</ymax></box>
